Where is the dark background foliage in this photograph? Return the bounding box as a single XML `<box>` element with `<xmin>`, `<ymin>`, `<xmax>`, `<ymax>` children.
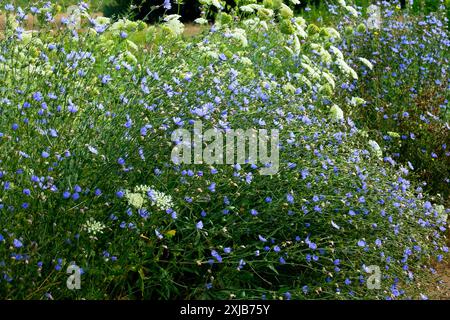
<box><xmin>103</xmin><ymin>0</ymin><xmax>318</xmax><ymax>22</ymax></box>
<box><xmin>103</xmin><ymin>0</ymin><xmax>202</xmax><ymax>22</ymax></box>
<box><xmin>102</xmin><ymin>0</ymin><xmax>444</xmax><ymax>23</ymax></box>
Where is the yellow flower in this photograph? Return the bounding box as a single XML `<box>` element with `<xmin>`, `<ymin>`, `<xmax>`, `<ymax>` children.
<box><xmin>165</xmin><ymin>230</ymin><xmax>177</xmax><ymax>237</ymax></box>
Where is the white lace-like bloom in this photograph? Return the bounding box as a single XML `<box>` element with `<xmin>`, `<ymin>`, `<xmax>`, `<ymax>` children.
<box><xmin>350</xmin><ymin>96</ymin><xmax>366</xmax><ymax>106</ymax></box>
<box><xmin>95</xmin><ymin>16</ymin><xmax>111</xmax><ymax>25</ymax></box>
<box><xmin>165</xmin><ymin>18</ymin><xmax>185</xmax><ymax>36</ymax></box>
<box><xmin>293</xmin><ymin>35</ymin><xmax>301</xmax><ymax>55</ymax></box>
<box><xmin>110</xmin><ymin>18</ymin><xmax>139</xmax><ymax>32</ymax></box>
<box><xmin>330</xmin><ymin>46</ymin><xmax>344</xmax><ymax>60</ymax></box>
<box><xmin>336</xmin><ymin>58</ymin><xmax>358</xmax><ymax>80</ymax></box>
<box><xmin>134</xmin><ymin>184</ymin><xmax>151</xmax><ymax>193</ymax></box>
<box><xmin>204</xmin><ymin>51</ymin><xmax>219</xmax><ymax>59</ymax></box>
<box><xmin>125</xmin><ymin>192</ymin><xmax>145</xmax><ymax>209</ymax></box>
<box><xmin>322</xmin><ymin>27</ymin><xmax>341</xmax><ymax>40</ymax></box>
<box><xmin>322</xmin><ymin>71</ymin><xmax>336</xmax><ymax>89</ymax></box>
<box><xmin>83</xmin><ymin>218</ymin><xmax>106</xmax><ymax>235</ymax></box>
<box><xmin>294</xmin><ymin>17</ymin><xmax>306</xmax><ymax>27</ymax></box>
<box><xmin>279</xmin><ymin>4</ymin><xmax>294</xmax><ymax>19</ymax></box>
<box><xmin>294</xmin><ymin>73</ymin><xmax>312</xmax><ymax>88</ymax></box>
<box><xmin>240</xmin><ymin>57</ymin><xmax>252</xmax><ymax>65</ymax></box>
<box><xmin>126</xmin><ymin>185</ymin><xmax>174</xmax><ymax>211</ymax></box>
<box><xmin>435</xmin><ymin>205</ymin><xmax>447</xmax><ymax>222</ymax></box>
<box><xmin>311</xmin><ymin>43</ymin><xmax>332</xmax><ymax>63</ymax></box>
<box><xmin>330</xmin><ymin>104</ymin><xmax>344</xmax><ymax>121</ymax></box>
<box><xmin>66</xmin><ymin>5</ymin><xmax>82</xmax><ymax>30</ymax></box>
<box><xmin>240</xmin><ymin>5</ymin><xmax>255</xmax><ymax>13</ymax></box>
<box><xmin>194</xmin><ymin>18</ymin><xmax>208</xmax><ymax>25</ymax></box>
<box><xmin>211</xmin><ymin>0</ymin><xmax>222</xmax><ymax>9</ymax></box>
<box><xmin>283</xmin><ymin>83</ymin><xmax>296</xmax><ymax>95</ymax></box>
<box><xmin>231</xmin><ymin>28</ymin><xmax>248</xmax><ymax>47</ymax></box>
<box><xmin>368</xmin><ymin>140</ymin><xmax>382</xmax><ymax>159</ymax></box>
<box><xmin>21</xmin><ymin>31</ymin><xmax>33</xmax><ymax>45</ymax></box>
<box><xmin>242</xmin><ymin>17</ymin><xmax>261</xmax><ymax>29</ymax></box>
<box><xmin>345</xmin><ymin>6</ymin><xmax>358</xmax><ymax>17</ymax></box>
<box><xmin>126</xmin><ymin>39</ymin><xmax>138</xmax><ymax>51</ymax></box>
<box><xmin>301</xmin><ymin>62</ymin><xmax>320</xmax><ymax>80</ymax></box>
<box><xmin>257</xmin><ymin>8</ymin><xmax>274</xmax><ymax>19</ymax></box>
<box><xmin>148</xmin><ymin>189</ymin><xmax>174</xmax><ymax>211</ymax></box>
<box><xmin>358</xmin><ymin>57</ymin><xmax>373</xmax><ymax>70</ymax></box>
<box><xmin>295</xmin><ymin>24</ymin><xmax>308</xmax><ymax>39</ymax></box>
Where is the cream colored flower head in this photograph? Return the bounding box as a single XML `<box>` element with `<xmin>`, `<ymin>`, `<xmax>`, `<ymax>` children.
<box><xmin>83</xmin><ymin>218</ymin><xmax>106</xmax><ymax>235</ymax></box>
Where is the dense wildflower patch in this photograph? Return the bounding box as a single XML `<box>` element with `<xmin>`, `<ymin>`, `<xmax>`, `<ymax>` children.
<box><xmin>324</xmin><ymin>1</ymin><xmax>450</xmax><ymax>201</ymax></box>
<box><xmin>0</xmin><ymin>1</ymin><xmax>448</xmax><ymax>299</ymax></box>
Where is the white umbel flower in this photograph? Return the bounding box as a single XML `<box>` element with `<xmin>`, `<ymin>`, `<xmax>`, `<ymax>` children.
<box><xmin>165</xmin><ymin>18</ymin><xmax>185</xmax><ymax>36</ymax></box>
<box><xmin>368</xmin><ymin>140</ymin><xmax>382</xmax><ymax>159</ymax></box>
<box><xmin>125</xmin><ymin>185</ymin><xmax>175</xmax><ymax>211</ymax></box>
<box><xmin>322</xmin><ymin>71</ymin><xmax>336</xmax><ymax>89</ymax></box>
<box><xmin>231</xmin><ymin>28</ymin><xmax>248</xmax><ymax>47</ymax></box>
<box><xmin>336</xmin><ymin>58</ymin><xmax>358</xmax><ymax>80</ymax></box>
<box><xmin>148</xmin><ymin>189</ymin><xmax>174</xmax><ymax>211</ymax></box>
<box><xmin>311</xmin><ymin>43</ymin><xmax>332</xmax><ymax>63</ymax></box>
<box><xmin>322</xmin><ymin>27</ymin><xmax>341</xmax><ymax>40</ymax></box>
<box><xmin>329</xmin><ymin>46</ymin><xmax>344</xmax><ymax>60</ymax></box>
<box><xmin>345</xmin><ymin>6</ymin><xmax>358</xmax><ymax>17</ymax></box>
<box><xmin>194</xmin><ymin>18</ymin><xmax>208</xmax><ymax>25</ymax></box>
<box><xmin>358</xmin><ymin>57</ymin><xmax>374</xmax><ymax>70</ymax></box>
<box><xmin>83</xmin><ymin>218</ymin><xmax>106</xmax><ymax>235</ymax></box>
<box><xmin>240</xmin><ymin>57</ymin><xmax>252</xmax><ymax>65</ymax></box>
<box><xmin>211</xmin><ymin>0</ymin><xmax>222</xmax><ymax>9</ymax></box>
<box><xmin>125</xmin><ymin>192</ymin><xmax>145</xmax><ymax>209</ymax></box>
<box><xmin>240</xmin><ymin>5</ymin><xmax>255</xmax><ymax>13</ymax></box>
<box><xmin>350</xmin><ymin>96</ymin><xmax>366</xmax><ymax>106</ymax></box>
<box><xmin>330</xmin><ymin>104</ymin><xmax>344</xmax><ymax>122</ymax></box>
<box><xmin>95</xmin><ymin>16</ymin><xmax>111</xmax><ymax>25</ymax></box>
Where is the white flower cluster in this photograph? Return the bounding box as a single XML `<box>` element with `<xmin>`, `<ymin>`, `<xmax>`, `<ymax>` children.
<box><xmin>368</xmin><ymin>140</ymin><xmax>383</xmax><ymax>159</ymax></box>
<box><xmin>126</xmin><ymin>185</ymin><xmax>174</xmax><ymax>211</ymax></box>
<box><xmin>239</xmin><ymin>4</ymin><xmax>267</xmax><ymax>14</ymax></box>
<box><xmin>163</xmin><ymin>14</ymin><xmax>185</xmax><ymax>36</ymax></box>
<box><xmin>230</xmin><ymin>28</ymin><xmax>248</xmax><ymax>47</ymax></box>
<box><xmin>311</xmin><ymin>43</ymin><xmax>333</xmax><ymax>63</ymax></box>
<box><xmin>83</xmin><ymin>218</ymin><xmax>106</xmax><ymax>235</ymax></box>
<box><xmin>330</xmin><ymin>104</ymin><xmax>344</xmax><ymax>122</ymax></box>
<box><xmin>358</xmin><ymin>57</ymin><xmax>374</xmax><ymax>70</ymax></box>
<box><xmin>194</xmin><ymin>18</ymin><xmax>208</xmax><ymax>25</ymax></box>
<box><xmin>125</xmin><ymin>191</ymin><xmax>145</xmax><ymax>209</ymax></box>
<box><xmin>336</xmin><ymin>0</ymin><xmax>358</xmax><ymax>17</ymax></box>
<box><xmin>335</xmin><ymin>58</ymin><xmax>358</xmax><ymax>80</ymax></box>
<box><xmin>148</xmin><ymin>189</ymin><xmax>174</xmax><ymax>211</ymax></box>
<box><xmin>350</xmin><ymin>96</ymin><xmax>366</xmax><ymax>106</ymax></box>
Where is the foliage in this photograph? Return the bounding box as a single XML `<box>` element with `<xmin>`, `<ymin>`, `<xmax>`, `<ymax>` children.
<box><xmin>103</xmin><ymin>0</ymin><xmax>202</xmax><ymax>22</ymax></box>
<box><xmin>0</xmin><ymin>1</ymin><xmax>448</xmax><ymax>300</ymax></box>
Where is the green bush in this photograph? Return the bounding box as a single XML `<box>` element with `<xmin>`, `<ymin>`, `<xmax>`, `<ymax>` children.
<box><xmin>405</xmin><ymin>0</ymin><xmax>442</xmax><ymax>13</ymax></box>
